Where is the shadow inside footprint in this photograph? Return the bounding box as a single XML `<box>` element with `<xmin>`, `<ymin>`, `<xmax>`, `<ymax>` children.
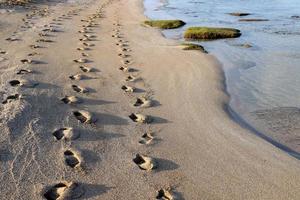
<box><xmin>64</xmin><ymin>150</ymin><xmax>81</xmax><ymax>168</ymax></box>
<box><xmin>73</xmin><ymin>110</ymin><xmax>96</xmax><ymax>124</ymax></box>
<box><xmin>2</xmin><ymin>94</ymin><xmax>21</xmax><ymax>104</ymax></box>
<box><xmin>9</xmin><ymin>80</ymin><xmax>21</xmax><ymax>87</ymax></box>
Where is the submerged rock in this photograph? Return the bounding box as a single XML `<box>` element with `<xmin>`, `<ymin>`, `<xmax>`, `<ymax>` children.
<box><xmin>144</xmin><ymin>19</ymin><xmax>186</xmax><ymax>29</ymax></box>
<box><xmin>228</xmin><ymin>12</ymin><xmax>251</xmax><ymax>16</ymax></box>
<box><xmin>182</xmin><ymin>43</ymin><xmax>208</xmax><ymax>53</ymax></box>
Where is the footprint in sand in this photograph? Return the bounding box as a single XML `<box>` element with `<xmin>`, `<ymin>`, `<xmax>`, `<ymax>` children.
<box><xmin>126</xmin><ymin>75</ymin><xmax>137</xmax><ymax>82</ymax></box>
<box><xmin>121</xmin><ymin>85</ymin><xmax>134</xmax><ymax>93</ymax></box>
<box><xmin>73</xmin><ymin>58</ymin><xmax>88</xmax><ymax>63</ymax></box>
<box><xmin>129</xmin><ymin>113</ymin><xmax>151</xmax><ymax>123</ymax></box>
<box><xmin>122</xmin><ymin>60</ymin><xmax>131</xmax><ymax>65</ymax></box>
<box><xmin>121</xmin><ymin>47</ymin><xmax>131</xmax><ymax>52</ymax></box>
<box><xmin>9</xmin><ymin>79</ymin><xmax>38</xmax><ymax>88</ymax></box>
<box><xmin>156</xmin><ymin>188</ymin><xmax>174</xmax><ymax>200</ymax></box>
<box><xmin>71</xmin><ymin>85</ymin><xmax>88</xmax><ymax>93</ymax></box>
<box><xmin>39</xmin><ymin>32</ymin><xmax>50</xmax><ymax>37</ymax></box>
<box><xmin>77</xmin><ymin>47</ymin><xmax>89</xmax><ymax>51</ymax></box>
<box><xmin>73</xmin><ymin>110</ymin><xmax>95</xmax><ymax>124</ymax></box>
<box><xmin>6</xmin><ymin>37</ymin><xmax>19</xmax><ymax>41</ymax></box>
<box><xmin>36</xmin><ymin>39</ymin><xmax>54</xmax><ymax>43</ymax></box>
<box><xmin>16</xmin><ymin>69</ymin><xmax>32</xmax><ymax>75</ymax></box>
<box><xmin>118</xmin><ymin>53</ymin><xmax>129</xmax><ymax>58</ymax></box>
<box><xmin>133</xmin><ymin>154</ymin><xmax>157</xmax><ymax>171</ymax></box>
<box><xmin>69</xmin><ymin>74</ymin><xmax>86</xmax><ymax>80</ymax></box>
<box><xmin>64</xmin><ymin>149</ymin><xmax>81</xmax><ymax>168</ymax></box>
<box><xmin>139</xmin><ymin>132</ymin><xmax>154</xmax><ymax>145</ymax></box>
<box><xmin>81</xmin><ymin>52</ymin><xmax>89</xmax><ymax>57</ymax></box>
<box><xmin>79</xmin><ymin>66</ymin><xmax>92</xmax><ymax>73</ymax></box>
<box><xmin>82</xmin><ymin>42</ymin><xmax>95</xmax><ymax>47</ymax></box>
<box><xmin>43</xmin><ymin>181</ymin><xmax>84</xmax><ymax>200</ymax></box>
<box><xmin>61</xmin><ymin>96</ymin><xmax>81</xmax><ymax>104</ymax></box>
<box><xmin>119</xmin><ymin>66</ymin><xmax>136</xmax><ymax>72</ymax></box>
<box><xmin>0</xmin><ymin>50</ymin><xmax>7</xmax><ymax>54</ymax></box>
<box><xmin>133</xmin><ymin>97</ymin><xmax>152</xmax><ymax>108</ymax></box>
<box><xmin>83</xmin><ymin>34</ymin><xmax>96</xmax><ymax>39</ymax></box>
<box><xmin>20</xmin><ymin>59</ymin><xmax>32</xmax><ymax>64</ymax></box>
<box><xmin>28</xmin><ymin>52</ymin><xmax>41</xmax><ymax>56</ymax></box>
<box><xmin>2</xmin><ymin>94</ymin><xmax>21</xmax><ymax>104</ymax></box>
<box><xmin>30</xmin><ymin>44</ymin><xmax>42</xmax><ymax>49</ymax></box>
<box><xmin>78</xmin><ymin>30</ymin><xmax>88</xmax><ymax>34</ymax></box>
<box><xmin>53</xmin><ymin>127</ymin><xmax>79</xmax><ymax>141</ymax></box>
<box><xmin>79</xmin><ymin>37</ymin><xmax>91</xmax><ymax>42</ymax></box>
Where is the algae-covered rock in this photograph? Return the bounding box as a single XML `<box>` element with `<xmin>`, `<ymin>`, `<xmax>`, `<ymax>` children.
<box><xmin>228</xmin><ymin>12</ymin><xmax>251</xmax><ymax>16</ymax></box>
<box><xmin>184</xmin><ymin>27</ymin><xmax>241</xmax><ymax>40</ymax></box>
<box><xmin>144</xmin><ymin>20</ymin><xmax>186</xmax><ymax>29</ymax></box>
<box><xmin>182</xmin><ymin>43</ymin><xmax>208</xmax><ymax>53</ymax></box>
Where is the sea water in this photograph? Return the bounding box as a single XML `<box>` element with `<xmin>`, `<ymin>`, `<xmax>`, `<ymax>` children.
<box><xmin>144</xmin><ymin>0</ymin><xmax>300</xmax><ymax>157</ymax></box>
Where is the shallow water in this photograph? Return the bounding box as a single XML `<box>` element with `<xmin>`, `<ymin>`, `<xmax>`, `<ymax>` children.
<box><xmin>144</xmin><ymin>0</ymin><xmax>300</xmax><ymax>156</ymax></box>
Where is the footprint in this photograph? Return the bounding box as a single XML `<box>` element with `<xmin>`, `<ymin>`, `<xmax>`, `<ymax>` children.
<box><xmin>30</xmin><ymin>44</ymin><xmax>42</xmax><ymax>49</ymax></box>
<box><xmin>9</xmin><ymin>80</ymin><xmax>22</xmax><ymax>87</ymax></box>
<box><xmin>73</xmin><ymin>58</ymin><xmax>88</xmax><ymax>63</ymax></box>
<box><xmin>73</xmin><ymin>110</ymin><xmax>95</xmax><ymax>124</ymax></box>
<box><xmin>78</xmin><ymin>30</ymin><xmax>87</xmax><ymax>33</ymax></box>
<box><xmin>71</xmin><ymin>85</ymin><xmax>88</xmax><ymax>93</ymax></box>
<box><xmin>156</xmin><ymin>188</ymin><xmax>174</xmax><ymax>200</ymax></box>
<box><xmin>121</xmin><ymin>85</ymin><xmax>134</xmax><ymax>93</ymax></box>
<box><xmin>64</xmin><ymin>149</ymin><xmax>81</xmax><ymax>168</ymax></box>
<box><xmin>16</xmin><ymin>69</ymin><xmax>32</xmax><ymax>75</ymax></box>
<box><xmin>139</xmin><ymin>132</ymin><xmax>154</xmax><ymax>145</ymax></box>
<box><xmin>36</xmin><ymin>39</ymin><xmax>54</xmax><ymax>43</ymax></box>
<box><xmin>53</xmin><ymin>127</ymin><xmax>79</xmax><ymax>140</ymax></box>
<box><xmin>118</xmin><ymin>53</ymin><xmax>129</xmax><ymax>58</ymax></box>
<box><xmin>43</xmin><ymin>181</ymin><xmax>84</xmax><ymax>200</ymax></box>
<box><xmin>0</xmin><ymin>50</ymin><xmax>7</xmax><ymax>54</ymax></box>
<box><xmin>79</xmin><ymin>37</ymin><xmax>91</xmax><ymax>42</ymax></box>
<box><xmin>28</xmin><ymin>52</ymin><xmax>38</xmax><ymax>56</ymax></box>
<box><xmin>133</xmin><ymin>154</ymin><xmax>157</xmax><ymax>171</ymax></box>
<box><xmin>77</xmin><ymin>47</ymin><xmax>89</xmax><ymax>51</ymax></box>
<box><xmin>83</xmin><ymin>34</ymin><xmax>96</xmax><ymax>38</ymax></box>
<box><xmin>122</xmin><ymin>60</ymin><xmax>131</xmax><ymax>65</ymax></box>
<box><xmin>81</xmin><ymin>52</ymin><xmax>89</xmax><ymax>57</ymax></box>
<box><xmin>126</xmin><ymin>75</ymin><xmax>137</xmax><ymax>82</ymax></box>
<box><xmin>20</xmin><ymin>59</ymin><xmax>32</xmax><ymax>64</ymax></box>
<box><xmin>79</xmin><ymin>66</ymin><xmax>92</xmax><ymax>72</ymax></box>
<box><xmin>61</xmin><ymin>96</ymin><xmax>81</xmax><ymax>104</ymax></box>
<box><xmin>2</xmin><ymin>94</ymin><xmax>21</xmax><ymax>104</ymax></box>
<box><xmin>82</xmin><ymin>42</ymin><xmax>94</xmax><ymax>47</ymax></box>
<box><xmin>39</xmin><ymin>32</ymin><xmax>50</xmax><ymax>37</ymax></box>
<box><xmin>6</xmin><ymin>37</ymin><xmax>19</xmax><ymax>41</ymax></box>
<box><xmin>69</xmin><ymin>74</ymin><xmax>85</xmax><ymax>80</ymax></box>
<box><xmin>133</xmin><ymin>97</ymin><xmax>152</xmax><ymax>108</ymax></box>
<box><xmin>129</xmin><ymin>113</ymin><xmax>150</xmax><ymax>123</ymax></box>
<box><xmin>119</xmin><ymin>66</ymin><xmax>129</xmax><ymax>72</ymax></box>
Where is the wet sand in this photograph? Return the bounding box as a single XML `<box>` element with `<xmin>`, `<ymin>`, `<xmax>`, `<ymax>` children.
<box><xmin>0</xmin><ymin>0</ymin><xmax>299</xmax><ymax>199</ymax></box>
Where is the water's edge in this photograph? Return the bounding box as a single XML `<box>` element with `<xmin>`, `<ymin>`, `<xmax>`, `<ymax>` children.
<box><xmin>141</xmin><ymin>0</ymin><xmax>300</xmax><ymax>160</ymax></box>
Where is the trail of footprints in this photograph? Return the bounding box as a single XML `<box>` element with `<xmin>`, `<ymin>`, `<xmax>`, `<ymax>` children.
<box><xmin>2</xmin><ymin>1</ymin><xmax>177</xmax><ymax>198</ymax></box>
<box><xmin>111</xmin><ymin>15</ymin><xmax>177</xmax><ymax>198</ymax></box>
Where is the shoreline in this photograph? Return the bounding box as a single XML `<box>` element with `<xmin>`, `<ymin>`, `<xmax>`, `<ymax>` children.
<box><xmin>0</xmin><ymin>0</ymin><xmax>299</xmax><ymax>199</ymax></box>
<box><xmin>142</xmin><ymin>0</ymin><xmax>300</xmax><ymax>159</ymax></box>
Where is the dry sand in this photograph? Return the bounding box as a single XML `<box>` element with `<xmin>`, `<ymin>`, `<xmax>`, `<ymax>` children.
<box><xmin>0</xmin><ymin>0</ymin><xmax>299</xmax><ymax>199</ymax></box>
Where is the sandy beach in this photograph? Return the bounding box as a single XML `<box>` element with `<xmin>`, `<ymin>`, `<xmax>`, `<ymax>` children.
<box><xmin>0</xmin><ymin>0</ymin><xmax>300</xmax><ymax>199</ymax></box>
